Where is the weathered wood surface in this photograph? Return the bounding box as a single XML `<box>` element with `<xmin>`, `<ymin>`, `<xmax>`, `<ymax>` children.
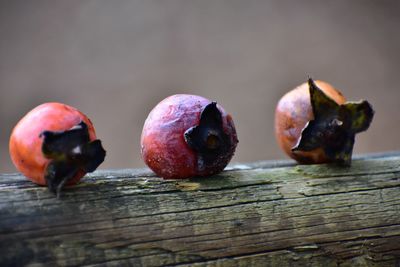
<box><xmin>1</xmin><ymin>152</ymin><xmax>400</xmax><ymax>267</ymax></box>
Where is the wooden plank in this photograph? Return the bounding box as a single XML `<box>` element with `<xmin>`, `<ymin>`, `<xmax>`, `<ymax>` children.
<box><xmin>1</xmin><ymin>153</ymin><xmax>400</xmax><ymax>266</ymax></box>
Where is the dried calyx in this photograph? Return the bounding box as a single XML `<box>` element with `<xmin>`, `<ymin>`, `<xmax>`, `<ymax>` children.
<box><xmin>292</xmin><ymin>78</ymin><xmax>374</xmax><ymax>165</ymax></box>
<box><xmin>41</xmin><ymin>121</ymin><xmax>106</xmax><ymax>197</ymax></box>
<box><xmin>184</xmin><ymin>102</ymin><xmax>231</xmax><ymax>171</ymax></box>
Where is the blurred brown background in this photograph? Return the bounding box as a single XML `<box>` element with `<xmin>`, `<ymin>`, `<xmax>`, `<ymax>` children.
<box><xmin>1</xmin><ymin>0</ymin><xmax>399</xmax><ymax>173</ymax></box>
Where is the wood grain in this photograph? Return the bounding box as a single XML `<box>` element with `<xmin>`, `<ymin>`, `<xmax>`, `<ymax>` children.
<box><xmin>1</xmin><ymin>153</ymin><xmax>400</xmax><ymax>266</ymax></box>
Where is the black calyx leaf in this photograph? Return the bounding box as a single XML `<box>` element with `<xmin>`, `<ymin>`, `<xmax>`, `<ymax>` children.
<box><xmin>184</xmin><ymin>102</ymin><xmax>231</xmax><ymax>171</ymax></box>
<box><xmin>293</xmin><ymin>120</ymin><xmax>326</xmax><ymax>151</ymax></box>
<box><xmin>292</xmin><ymin>78</ymin><xmax>374</xmax><ymax>166</ymax></box>
<box><xmin>41</xmin><ymin>121</ymin><xmax>90</xmax><ymax>160</ymax></box>
<box><xmin>342</xmin><ymin>100</ymin><xmax>374</xmax><ymax>133</ymax></box>
<box><xmin>41</xmin><ymin>121</ymin><xmax>106</xmax><ymax>197</ymax></box>
<box><xmin>328</xmin><ymin>136</ymin><xmax>355</xmax><ymax>166</ymax></box>
<box><xmin>80</xmin><ymin>140</ymin><xmax>106</xmax><ymax>172</ymax></box>
<box><xmin>308</xmin><ymin>78</ymin><xmax>340</xmax><ymax>118</ymax></box>
<box><xmin>45</xmin><ymin>161</ymin><xmax>80</xmax><ymax>199</ymax></box>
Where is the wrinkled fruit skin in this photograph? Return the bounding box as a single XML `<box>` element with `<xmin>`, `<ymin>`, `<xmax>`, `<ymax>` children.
<box><xmin>9</xmin><ymin>102</ymin><xmax>97</xmax><ymax>186</ymax></box>
<box><xmin>141</xmin><ymin>94</ymin><xmax>238</xmax><ymax>179</ymax></box>
<box><xmin>275</xmin><ymin>81</ymin><xmax>346</xmax><ymax>164</ymax></box>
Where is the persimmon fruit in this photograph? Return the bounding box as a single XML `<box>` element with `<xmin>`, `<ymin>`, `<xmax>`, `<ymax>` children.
<box><xmin>141</xmin><ymin>94</ymin><xmax>238</xmax><ymax>179</ymax></box>
<box><xmin>275</xmin><ymin>78</ymin><xmax>374</xmax><ymax>165</ymax></box>
<box><xmin>9</xmin><ymin>102</ymin><xmax>106</xmax><ymax>197</ymax></box>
